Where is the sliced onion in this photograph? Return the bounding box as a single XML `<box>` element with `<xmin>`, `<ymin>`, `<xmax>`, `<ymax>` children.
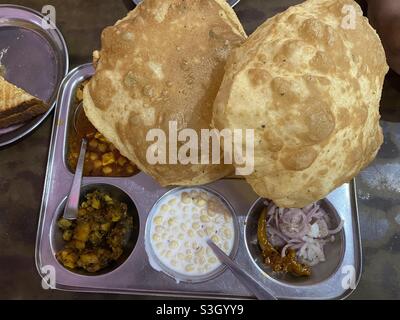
<box><xmin>263</xmin><ymin>198</ymin><xmax>346</xmax><ymax>268</ymax></box>
<box><xmin>328</xmin><ymin>219</ymin><xmax>344</xmax><ymax>235</ymax></box>
<box><xmin>281</xmin><ymin>242</ymin><xmax>305</xmax><ymax>257</ymax></box>
<box><xmin>268</xmin><ymin>225</ymin><xmax>290</xmax><ymax>242</ymax></box>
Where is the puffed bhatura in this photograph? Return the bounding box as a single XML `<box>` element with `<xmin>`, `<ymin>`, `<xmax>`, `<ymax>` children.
<box><xmin>213</xmin><ymin>0</ymin><xmax>388</xmax><ymax>208</ymax></box>
<box><xmin>83</xmin><ymin>0</ymin><xmax>247</xmax><ymax>186</ymax></box>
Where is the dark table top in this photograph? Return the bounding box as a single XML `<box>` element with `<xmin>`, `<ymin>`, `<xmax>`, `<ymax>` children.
<box><xmin>0</xmin><ymin>0</ymin><xmax>399</xmax><ymax>300</ymax></box>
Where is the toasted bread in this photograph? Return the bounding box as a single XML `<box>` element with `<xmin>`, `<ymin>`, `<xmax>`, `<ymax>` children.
<box><xmin>0</xmin><ymin>76</ymin><xmax>49</xmax><ymax>129</ymax></box>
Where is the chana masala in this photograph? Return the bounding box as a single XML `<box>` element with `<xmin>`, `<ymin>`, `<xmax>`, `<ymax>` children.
<box><xmin>67</xmin><ymin>81</ymin><xmax>139</xmax><ymax>177</ymax></box>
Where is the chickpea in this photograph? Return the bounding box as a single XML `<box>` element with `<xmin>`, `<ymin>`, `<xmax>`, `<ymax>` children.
<box><xmin>102</xmin><ymin>166</ymin><xmax>112</xmax><ymax>175</ymax></box>
<box><xmin>126</xmin><ymin>165</ymin><xmax>135</xmax><ymax>175</ymax></box>
<box><xmin>93</xmin><ymin>160</ymin><xmax>102</xmax><ymax>169</ymax></box>
<box><xmin>117</xmin><ymin>157</ymin><xmax>127</xmax><ymax>166</ymax></box>
<box><xmin>98</xmin><ymin>143</ymin><xmax>107</xmax><ymax>153</ymax></box>
<box><xmin>102</xmin><ymin>152</ymin><xmax>115</xmax><ymax>166</ymax></box>
<box><xmin>89</xmin><ymin>139</ymin><xmax>98</xmax><ymax>149</ymax></box>
<box><xmin>89</xmin><ymin>152</ymin><xmax>98</xmax><ymax>161</ymax></box>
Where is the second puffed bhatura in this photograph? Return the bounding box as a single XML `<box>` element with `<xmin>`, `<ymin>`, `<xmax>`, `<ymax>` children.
<box><xmin>213</xmin><ymin>0</ymin><xmax>389</xmax><ymax>208</ymax></box>
<box><xmin>83</xmin><ymin>0</ymin><xmax>247</xmax><ymax>186</ymax></box>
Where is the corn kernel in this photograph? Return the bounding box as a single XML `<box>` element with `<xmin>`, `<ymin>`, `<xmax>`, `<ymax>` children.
<box><xmin>181</xmin><ymin>192</ymin><xmax>190</xmax><ymax>199</ymax></box>
<box><xmin>195</xmin><ymin>256</ymin><xmax>206</xmax><ymax>265</ymax></box>
<box><xmin>197</xmin><ymin>230</ymin><xmax>205</xmax><ymax>238</ymax></box>
<box><xmin>182</xmin><ymin>195</ymin><xmax>191</xmax><ymax>204</ymax></box>
<box><xmin>180</xmin><ymin>223</ymin><xmax>188</xmax><ymax>231</ymax></box>
<box><xmin>188</xmin><ymin>229</ymin><xmax>195</xmax><ymax>237</ymax></box>
<box><xmin>224</xmin><ymin>212</ymin><xmax>232</xmax><ymax>222</ymax></box>
<box><xmin>161</xmin><ymin>204</ymin><xmax>169</xmax><ymax>212</ymax></box>
<box><xmin>152</xmin><ymin>233</ymin><xmax>161</xmax><ymax>242</ymax></box>
<box><xmin>192</xmin><ymin>222</ymin><xmax>200</xmax><ymax>230</ymax></box>
<box><xmin>195</xmin><ymin>247</ymin><xmax>205</xmax><ymax>256</ymax></box>
<box><xmin>177</xmin><ymin>253</ymin><xmax>185</xmax><ymax>260</ymax></box>
<box><xmin>168</xmin><ymin>217</ymin><xmax>176</xmax><ymax>226</ymax></box>
<box><xmin>192</xmin><ymin>242</ymin><xmax>200</xmax><ymax>250</ymax></box>
<box><xmin>190</xmin><ymin>190</ymin><xmax>199</xmax><ymax>198</ymax></box>
<box><xmin>214</xmin><ymin>215</ymin><xmax>224</xmax><ymax>224</ymax></box>
<box><xmin>208</xmin><ymin>210</ymin><xmax>217</xmax><ymax>217</ymax></box>
<box><xmin>206</xmin><ymin>227</ymin><xmax>214</xmax><ymax>236</ymax></box>
<box><xmin>211</xmin><ymin>235</ymin><xmax>219</xmax><ymax>243</ymax></box>
<box><xmin>169</xmin><ymin>240</ymin><xmax>178</xmax><ymax>249</ymax></box>
<box><xmin>200</xmin><ymin>215</ymin><xmax>209</xmax><ymax>223</ymax></box>
<box><xmin>153</xmin><ymin>216</ymin><xmax>163</xmax><ymax>225</ymax></box>
<box><xmin>208</xmin><ymin>257</ymin><xmax>217</xmax><ymax>264</ymax></box>
<box><xmin>223</xmin><ymin>228</ymin><xmax>232</xmax><ymax>240</ymax></box>
<box><xmin>223</xmin><ymin>241</ymin><xmax>230</xmax><ymax>251</ymax></box>
<box><xmin>185</xmin><ymin>264</ymin><xmax>194</xmax><ymax>272</ymax></box>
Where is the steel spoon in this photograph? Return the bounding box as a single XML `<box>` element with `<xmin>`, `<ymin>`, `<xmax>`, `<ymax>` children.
<box><xmin>206</xmin><ymin>239</ymin><xmax>277</xmax><ymax>300</ymax></box>
<box><xmin>63</xmin><ymin>102</ymin><xmax>88</xmax><ymax>220</ymax></box>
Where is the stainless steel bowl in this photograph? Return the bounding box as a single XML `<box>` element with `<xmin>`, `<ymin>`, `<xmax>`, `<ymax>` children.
<box><xmin>244</xmin><ymin>198</ymin><xmax>345</xmax><ymax>286</ymax></box>
<box><xmin>144</xmin><ymin>186</ymin><xmax>240</xmax><ymax>283</ymax></box>
<box><xmin>50</xmin><ymin>183</ymin><xmax>140</xmax><ymax>276</ymax></box>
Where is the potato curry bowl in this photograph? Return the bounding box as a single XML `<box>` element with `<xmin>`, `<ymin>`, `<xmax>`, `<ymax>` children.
<box><xmin>52</xmin><ymin>184</ymin><xmax>140</xmax><ymax>275</ymax></box>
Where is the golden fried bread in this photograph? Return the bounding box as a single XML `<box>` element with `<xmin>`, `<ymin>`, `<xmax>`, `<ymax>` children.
<box><xmin>0</xmin><ymin>76</ymin><xmax>49</xmax><ymax>129</ymax></box>
<box><xmin>213</xmin><ymin>0</ymin><xmax>388</xmax><ymax>207</ymax></box>
<box><xmin>84</xmin><ymin>0</ymin><xmax>246</xmax><ymax>186</ymax></box>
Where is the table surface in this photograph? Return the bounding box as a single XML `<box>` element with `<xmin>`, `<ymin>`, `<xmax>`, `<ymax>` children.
<box><xmin>0</xmin><ymin>0</ymin><xmax>399</xmax><ymax>300</ymax></box>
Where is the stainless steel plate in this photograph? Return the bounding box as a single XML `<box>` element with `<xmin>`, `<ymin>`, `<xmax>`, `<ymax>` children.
<box><xmin>132</xmin><ymin>0</ymin><xmax>241</xmax><ymax>7</ymax></box>
<box><xmin>36</xmin><ymin>64</ymin><xmax>362</xmax><ymax>299</ymax></box>
<box><xmin>0</xmin><ymin>5</ymin><xmax>69</xmax><ymax>147</ymax></box>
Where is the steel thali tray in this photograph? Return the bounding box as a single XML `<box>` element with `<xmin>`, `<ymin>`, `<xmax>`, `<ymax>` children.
<box><xmin>36</xmin><ymin>63</ymin><xmax>362</xmax><ymax>299</ymax></box>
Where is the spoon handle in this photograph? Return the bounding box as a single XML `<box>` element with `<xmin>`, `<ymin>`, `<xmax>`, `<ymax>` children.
<box><xmin>64</xmin><ymin>138</ymin><xmax>87</xmax><ymax>220</ymax></box>
<box><xmin>207</xmin><ymin>239</ymin><xmax>277</xmax><ymax>300</ymax></box>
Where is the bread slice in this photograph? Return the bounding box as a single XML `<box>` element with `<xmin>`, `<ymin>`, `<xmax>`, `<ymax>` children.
<box><xmin>0</xmin><ymin>76</ymin><xmax>49</xmax><ymax>129</ymax></box>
